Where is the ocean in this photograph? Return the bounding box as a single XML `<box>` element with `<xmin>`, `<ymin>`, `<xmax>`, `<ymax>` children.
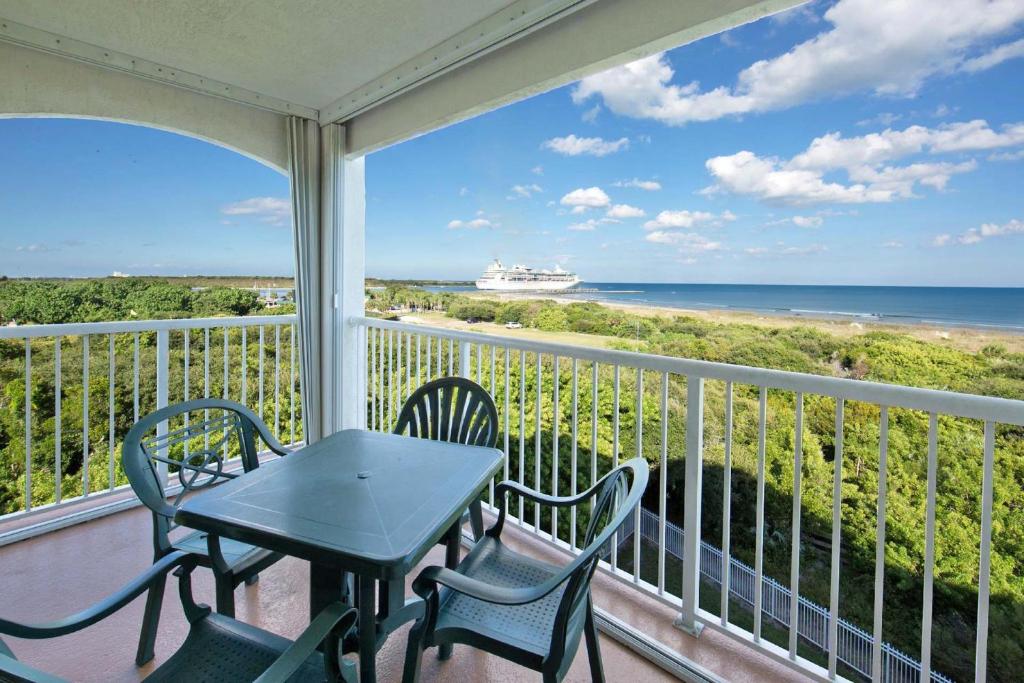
<box><xmin>427</xmin><ymin>283</ymin><xmax>1024</xmax><ymax>331</ymax></box>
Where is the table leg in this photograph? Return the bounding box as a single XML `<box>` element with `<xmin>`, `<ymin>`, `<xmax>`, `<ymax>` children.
<box><xmin>438</xmin><ymin>524</ymin><xmax>461</xmax><ymax>661</ymax></box>
<box><xmin>309</xmin><ymin>563</ymin><xmax>346</xmax><ymax>620</ymax></box>
<box><xmin>358</xmin><ymin>575</ymin><xmax>377</xmax><ymax>683</ymax></box>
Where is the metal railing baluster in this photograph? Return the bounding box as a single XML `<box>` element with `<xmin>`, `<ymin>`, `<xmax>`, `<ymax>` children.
<box><xmin>551</xmin><ymin>355</ymin><xmax>559</xmax><ymax>540</ymax></box>
<box><xmin>534</xmin><ymin>353</ymin><xmax>542</xmax><ymax>530</ymax></box>
<box><xmin>633</xmin><ymin>367</ymin><xmax>643</xmax><ymax>582</ymax></box>
<box><xmin>570</xmin><ymin>358</ymin><xmax>579</xmax><ymax>550</ymax></box>
<box><xmin>240</xmin><ymin>326</ymin><xmax>247</xmax><ymax>405</ymax></box>
<box><xmin>24</xmin><ymin>340</ymin><xmax>31</xmax><ymax>511</ymax></box>
<box><xmin>789</xmin><ymin>392</ymin><xmax>804</xmax><ymax>660</ymax></box>
<box><xmin>274</xmin><ymin>324</ymin><xmax>281</xmax><ymax>437</ymax></box>
<box><xmin>82</xmin><ymin>335</ymin><xmax>90</xmax><ymax>496</ymax></box>
<box><xmin>976</xmin><ymin>421</ymin><xmax>995</xmax><ymax>683</ymax></box>
<box><xmin>133</xmin><ymin>333</ymin><xmax>140</xmax><ymax>422</ymax></box>
<box><xmin>290</xmin><ymin>323</ymin><xmax>296</xmax><ymax>443</ymax></box>
<box><xmin>658</xmin><ymin>372</ymin><xmax>669</xmax><ymax>595</ymax></box>
<box><xmin>754</xmin><ymin>387</ymin><xmax>767</xmax><ymax>642</ymax></box>
<box><xmin>871</xmin><ymin>407</ymin><xmax>889</xmax><ymax>683</ymax></box>
<box><xmin>108</xmin><ymin>334</ymin><xmax>116</xmax><ymax>490</ymax></box>
<box><xmin>258</xmin><ymin>325</ymin><xmax>265</xmax><ymax>420</ymax></box>
<box><xmin>504</xmin><ymin>347</ymin><xmax>511</xmax><ymax>488</ymax></box>
<box><xmin>54</xmin><ymin>336</ymin><xmax>62</xmax><ymax>504</ymax></box>
<box><xmin>829</xmin><ymin>399</ymin><xmax>845</xmax><ymax>679</ymax></box>
<box><xmin>721</xmin><ymin>381</ymin><xmax>733</xmax><ymax>622</ymax></box>
<box><xmin>611</xmin><ymin>364</ymin><xmax>620</xmax><ymax>572</ymax></box>
<box><xmin>519</xmin><ymin>350</ymin><xmax>526</xmax><ymax>525</ymax></box>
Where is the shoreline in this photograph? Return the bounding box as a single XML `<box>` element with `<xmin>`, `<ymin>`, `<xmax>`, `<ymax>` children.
<box><xmin>452</xmin><ymin>290</ymin><xmax>1024</xmax><ymax>354</ymax></box>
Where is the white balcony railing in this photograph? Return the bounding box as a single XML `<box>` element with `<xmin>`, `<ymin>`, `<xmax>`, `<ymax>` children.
<box><xmin>354</xmin><ymin>316</ymin><xmax>1024</xmax><ymax>683</ymax></box>
<box><xmin>0</xmin><ymin>315</ymin><xmax>300</xmax><ymax>528</ymax></box>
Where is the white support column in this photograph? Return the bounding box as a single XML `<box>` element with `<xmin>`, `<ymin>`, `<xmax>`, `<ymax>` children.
<box><xmin>320</xmin><ymin>123</ymin><xmax>366</xmax><ymax>433</ymax></box>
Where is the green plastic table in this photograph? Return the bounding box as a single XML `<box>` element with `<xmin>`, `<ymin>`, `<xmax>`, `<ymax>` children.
<box><xmin>176</xmin><ymin>428</ymin><xmax>503</xmax><ymax>683</ymax></box>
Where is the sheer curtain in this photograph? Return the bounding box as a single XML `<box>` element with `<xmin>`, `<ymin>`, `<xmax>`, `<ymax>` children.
<box><xmin>287</xmin><ymin>116</ymin><xmax>323</xmax><ymax>443</ymax></box>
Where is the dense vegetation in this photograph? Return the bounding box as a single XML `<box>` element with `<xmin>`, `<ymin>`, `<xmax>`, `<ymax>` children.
<box><xmin>0</xmin><ymin>278</ymin><xmax>269</xmax><ymax>323</ymax></box>
<box><xmin>0</xmin><ymin>278</ymin><xmax>300</xmax><ymax>515</ymax></box>
<box><xmin>366</xmin><ymin>286</ymin><xmax>1023</xmax><ymax>682</ymax></box>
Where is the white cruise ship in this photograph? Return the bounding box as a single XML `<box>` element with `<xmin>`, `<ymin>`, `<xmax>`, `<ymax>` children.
<box><xmin>475</xmin><ymin>259</ymin><xmax>581</xmax><ymax>291</ymax></box>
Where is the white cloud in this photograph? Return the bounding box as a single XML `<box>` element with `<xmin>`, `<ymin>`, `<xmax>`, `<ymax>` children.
<box><xmin>607</xmin><ymin>204</ymin><xmax>646</xmax><ymax>219</ymax></box>
<box><xmin>508</xmin><ymin>183</ymin><xmax>543</xmax><ymax>199</ymax></box>
<box><xmin>934</xmin><ymin>218</ymin><xmax>1024</xmax><ymax>245</ymax></box>
<box><xmin>745</xmin><ymin>243</ymin><xmax>828</xmax><ymax>257</ymax></box>
<box><xmin>792</xmin><ymin>215</ymin><xmax>824</xmax><ymax>228</ymax></box>
<box><xmin>613</xmin><ymin>178</ymin><xmax>662</xmax><ymax>191</ymax></box>
<box><xmin>221</xmin><ymin>196</ymin><xmax>291</xmax><ymax>226</ymax></box>
<box><xmin>572</xmin><ymin>0</ymin><xmax>1024</xmax><ymax>125</ymax></box>
<box><xmin>560</xmin><ymin>187</ymin><xmax>611</xmax><ymax>211</ymax></box>
<box><xmin>961</xmin><ymin>37</ymin><xmax>1024</xmax><ymax>72</ymax></box>
<box><xmin>882</xmin><ymin>240</ymin><xmax>904</xmax><ymax>248</ymax></box>
<box><xmin>581</xmin><ymin>105</ymin><xmax>601</xmax><ymax>123</ymax></box>
<box><xmin>989</xmin><ymin>149</ymin><xmax>1024</xmax><ymax>161</ymax></box>
<box><xmin>542</xmin><ymin>135</ymin><xmax>629</xmax><ymax>157</ymax></box>
<box><xmin>15</xmin><ymin>243</ymin><xmax>56</xmax><ymax>253</ymax></box>
<box><xmin>856</xmin><ymin>112</ymin><xmax>902</xmax><ymax>128</ymax></box>
<box><xmin>447</xmin><ymin>218</ymin><xmax>495</xmax><ymax>230</ymax></box>
<box><xmin>568</xmin><ymin>220</ymin><xmax>599</xmax><ymax>232</ymax></box>
<box><xmin>459</xmin><ymin>186</ymin><xmax>470</xmax><ymax>197</ymax></box>
<box><xmin>531</xmin><ymin>165</ymin><xmax>544</xmax><ymax>175</ymax></box>
<box><xmin>704</xmin><ymin>119</ymin><xmax>1019</xmax><ymax>204</ymax></box>
<box><xmin>645</xmin><ymin>231</ymin><xmax>724</xmax><ymax>252</ymax></box>
<box><xmin>643</xmin><ymin>209</ymin><xmax>736</xmax><ymax>230</ymax></box>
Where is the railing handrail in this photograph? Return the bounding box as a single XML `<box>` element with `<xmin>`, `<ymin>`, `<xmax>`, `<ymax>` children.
<box><xmin>354</xmin><ymin>316</ymin><xmax>1024</xmax><ymax>425</ymax></box>
<box><xmin>0</xmin><ymin>314</ymin><xmax>298</xmax><ymax>339</ymax></box>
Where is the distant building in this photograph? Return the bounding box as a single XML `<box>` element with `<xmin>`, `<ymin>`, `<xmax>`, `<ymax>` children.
<box><xmin>111</xmin><ymin>271</ymin><xmax>130</xmax><ymax>278</ymax></box>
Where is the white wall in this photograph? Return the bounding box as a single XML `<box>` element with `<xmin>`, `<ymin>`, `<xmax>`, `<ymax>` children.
<box><xmin>0</xmin><ymin>41</ymin><xmax>289</xmax><ymax>174</ymax></box>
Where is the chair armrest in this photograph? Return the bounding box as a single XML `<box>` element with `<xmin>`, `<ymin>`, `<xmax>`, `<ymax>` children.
<box><xmin>413</xmin><ymin>565</ymin><xmax>564</xmax><ymax>607</ymax></box>
<box><xmin>494</xmin><ymin>480</ymin><xmax>597</xmax><ymax>509</ymax></box>
<box><xmin>254</xmin><ymin>602</ymin><xmax>357</xmax><ymax>683</ymax></box>
<box><xmin>0</xmin><ymin>551</ymin><xmax>191</xmax><ymax>640</ymax></box>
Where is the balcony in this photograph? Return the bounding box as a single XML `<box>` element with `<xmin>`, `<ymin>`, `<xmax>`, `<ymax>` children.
<box><xmin>2</xmin><ymin>314</ymin><xmax>1021</xmax><ymax>682</ymax></box>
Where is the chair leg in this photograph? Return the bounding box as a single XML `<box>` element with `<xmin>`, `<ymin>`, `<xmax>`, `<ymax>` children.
<box><xmin>214</xmin><ymin>572</ymin><xmax>236</xmax><ymax>618</ymax></box>
<box><xmin>469</xmin><ymin>498</ymin><xmax>484</xmax><ymax>541</ymax></box>
<box><xmin>438</xmin><ymin>525</ymin><xmax>460</xmax><ymax>661</ymax></box>
<box><xmin>134</xmin><ymin>571</ymin><xmax>166</xmax><ymax>666</ymax></box>
<box><xmin>584</xmin><ymin>598</ymin><xmax>605</xmax><ymax>683</ymax></box>
<box><xmin>401</xmin><ymin>620</ymin><xmax>427</xmax><ymax>683</ymax></box>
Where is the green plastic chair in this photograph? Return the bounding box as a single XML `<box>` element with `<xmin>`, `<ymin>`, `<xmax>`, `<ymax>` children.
<box><xmin>122</xmin><ymin>398</ymin><xmax>289</xmax><ymax>665</ymax></box>
<box><xmin>0</xmin><ymin>550</ymin><xmax>358</xmax><ymax>682</ymax></box>
<box><xmin>393</xmin><ymin>376</ymin><xmax>500</xmax><ymax>541</ymax></box>
<box><xmin>401</xmin><ymin>457</ymin><xmax>649</xmax><ymax>683</ymax></box>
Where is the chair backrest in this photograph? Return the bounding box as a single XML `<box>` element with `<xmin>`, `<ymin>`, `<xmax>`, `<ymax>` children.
<box><xmin>122</xmin><ymin>398</ymin><xmax>287</xmax><ymax>555</ymax></box>
<box><xmin>393</xmin><ymin>377</ymin><xmax>499</xmax><ymax>448</ymax></box>
<box><xmin>548</xmin><ymin>458</ymin><xmax>648</xmax><ymax>669</ymax></box>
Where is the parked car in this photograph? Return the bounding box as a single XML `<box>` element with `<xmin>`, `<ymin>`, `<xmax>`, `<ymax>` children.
<box><xmin>505</xmin><ymin>321</ymin><xmax>523</xmax><ymax>329</ymax></box>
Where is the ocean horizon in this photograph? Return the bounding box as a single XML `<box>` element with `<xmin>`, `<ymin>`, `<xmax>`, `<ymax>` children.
<box><xmin>427</xmin><ymin>282</ymin><xmax>1024</xmax><ymax>331</ymax></box>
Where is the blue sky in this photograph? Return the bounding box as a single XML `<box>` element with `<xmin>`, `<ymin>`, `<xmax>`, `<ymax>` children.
<box><xmin>2</xmin><ymin>0</ymin><xmax>1023</xmax><ymax>286</ymax></box>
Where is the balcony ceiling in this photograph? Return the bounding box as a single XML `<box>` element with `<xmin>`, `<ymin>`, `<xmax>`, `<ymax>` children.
<box><xmin>0</xmin><ymin>0</ymin><xmax>516</xmax><ymax>111</ymax></box>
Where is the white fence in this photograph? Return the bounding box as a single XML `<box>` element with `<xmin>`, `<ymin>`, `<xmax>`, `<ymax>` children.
<box><xmin>0</xmin><ymin>315</ymin><xmax>299</xmax><ymax>522</ymax></box>
<box><xmin>616</xmin><ymin>508</ymin><xmax>954</xmax><ymax>682</ymax></box>
<box><xmin>356</xmin><ymin>316</ymin><xmax>1024</xmax><ymax>683</ymax></box>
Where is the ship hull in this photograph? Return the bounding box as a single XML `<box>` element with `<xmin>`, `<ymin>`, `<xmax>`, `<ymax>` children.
<box><xmin>475</xmin><ymin>277</ymin><xmax>581</xmax><ymax>291</ymax></box>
